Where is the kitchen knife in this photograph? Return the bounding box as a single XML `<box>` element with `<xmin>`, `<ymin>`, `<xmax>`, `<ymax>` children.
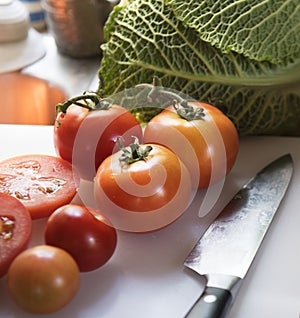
<box><xmin>184</xmin><ymin>154</ymin><xmax>293</xmax><ymax>318</ymax></box>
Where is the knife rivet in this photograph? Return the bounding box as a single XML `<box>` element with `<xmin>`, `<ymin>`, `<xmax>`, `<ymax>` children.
<box><xmin>203</xmin><ymin>295</ymin><xmax>217</xmax><ymax>303</ymax></box>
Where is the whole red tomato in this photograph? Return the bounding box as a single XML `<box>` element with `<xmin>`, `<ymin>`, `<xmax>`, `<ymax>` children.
<box><xmin>44</xmin><ymin>204</ymin><xmax>117</xmax><ymax>272</ymax></box>
<box><xmin>0</xmin><ymin>193</ymin><xmax>31</xmax><ymax>278</ymax></box>
<box><xmin>54</xmin><ymin>94</ymin><xmax>143</xmax><ymax>180</ymax></box>
<box><xmin>94</xmin><ymin>138</ymin><xmax>192</xmax><ymax>233</ymax></box>
<box><xmin>144</xmin><ymin>100</ymin><xmax>239</xmax><ymax>189</ymax></box>
<box><xmin>7</xmin><ymin>245</ymin><xmax>80</xmax><ymax>314</ymax></box>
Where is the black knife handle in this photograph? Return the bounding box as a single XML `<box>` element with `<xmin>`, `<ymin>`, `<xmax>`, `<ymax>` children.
<box><xmin>184</xmin><ymin>286</ymin><xmax>232</xmax><ymax>318</ymax></box>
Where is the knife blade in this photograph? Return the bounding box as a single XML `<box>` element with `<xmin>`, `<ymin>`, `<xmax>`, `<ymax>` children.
<box><xmin>184</xmin><ymin>154</ymin><xmax>293</xmax><ymax>318</ymax></box>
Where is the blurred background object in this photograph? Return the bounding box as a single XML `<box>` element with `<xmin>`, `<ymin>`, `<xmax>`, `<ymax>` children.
<box><xmin>0</xmin><ymin>0</ymin><xmax>46</xmax><ymax>72</ymax></box>
<box><xmin>0</xmin><ymin>0</ymin><xmax>114</xmax><ymax>125</ymax></box>
<box><xmin>41</xmin><ymin>0</ymin><xmax>118</xmax><ymax>58</ymax></box>
<box><xmin>0</xmin><ymin>72</ymin><xmax>67</xmax><ymax>125</ymax></box>
<box><xmin>20</xmin><ymin>0</ymin><xmax>46</xmax><ymax>31</ymax></box>
<box><xmin>0</xmin><ymin>0</ymin><xmax>29</xmax><ymax>43</ymax></box>
<box><xmin>0</xmin><ymin>28</ymin><xmax>46</xmax><ymax>73</ymax></box>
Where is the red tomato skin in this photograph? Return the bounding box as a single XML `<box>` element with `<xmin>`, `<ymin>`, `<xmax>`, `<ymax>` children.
<box><xmin>0</xmin><ymin>154</ymin><xmax>80</xmax><ymax>219</ymax></box>
<box><xmin>144</xmin><ymin>102</ymin><xmax>239</xmax><ymax>189</ymax></box>
<box><xmin>54</xmin><ymin>104</ymin><xmax>143</xmax><ymax>180</ymax></box>
<box><xmin>54</xmin><ymin>105</ymin><xmax>89</xmax><ymax>163</ymax></box>
<box><xmin>0</xmin><ymin>193</ymin><xmax>32</xmax><ymax>278</ymax></box>
<box><xmin>7</xmin><ymin>245</ymin><xmax>79</xmax><ymax>314</ymax></box>
<box><xmin>94</xmin><ymin>144</ymin><xmax>192</xmax><ymax>233</ymax></box>
<box><xmin>44</xmin><ymin>204</ymin><xmax>117</xmax><ymax>272</ymax></box>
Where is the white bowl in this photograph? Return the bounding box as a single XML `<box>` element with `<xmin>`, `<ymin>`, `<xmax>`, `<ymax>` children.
<box><xmin>0</xmin><ymin>0</ymin><xmax>29</xmax><ymax>42</ymax></box>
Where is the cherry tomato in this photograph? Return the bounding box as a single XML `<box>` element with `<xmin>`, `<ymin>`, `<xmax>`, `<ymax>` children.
<box><xmin>54</xmin><ymin>95</ymin><xmax>143</xmax><ymax>180</ymax></box>
<box><xmin>144</xmin><ymin>101</ymin><xmax>239</xmax><ymax>188</ymax></box>
<box><xmin>7</xmin><ymin>245</ymin><xmax>80</xmax><ymax>314</ymax></box>
<box><xmin>0</xmin><ymin>154</ymin><xmax>80</xmax><ymax>219</ymax></box>
<box><xmin>44</xmin><ymin>204</ymin><xmax>117</xmax><ymax>272</ymax></box>
<box><xmin>0</xmin><ymin>193</ymin><xmax>31</xmax><ymax>278</ymax></box>
<box><xmin>94</xmin><ymin>138</ymin><xmax>192</xmax><ymax>233</ymax></box>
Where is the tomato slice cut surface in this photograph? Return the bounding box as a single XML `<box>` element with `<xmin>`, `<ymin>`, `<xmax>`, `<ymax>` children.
<box><xmin>0</xmin><ymin>193</ymin><xmax>32</xmax><ymax>278</ymax></box>
<box><xmin>0</xmin><ymin>155</ymin><xmax>80</xmax><ymax>219</ymax></box>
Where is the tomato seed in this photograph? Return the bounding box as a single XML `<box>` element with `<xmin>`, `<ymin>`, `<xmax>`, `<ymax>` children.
<box><xmin>36</xmin><ymin>178</ymin><xmax>66</xmax><ymax>195</ymax></box>
<box><xmin>0</xmin><ymin>216</ymin><xmax>15</xmax><ymax>240</ymax></box>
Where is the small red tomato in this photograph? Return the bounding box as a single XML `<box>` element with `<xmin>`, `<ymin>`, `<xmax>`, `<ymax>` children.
<box><xmin>7</xmin><ymin>245</ymin><xmax>80</xmax><ymax>314</ymax></box>
<box><xmin>54</xmin><ymin>96</ymin><xmax>143</xmax><ymax>180</ymax></box>
<box><xmin>144</xmin><ymin>100</ymin><xmax>239</xmax><ymax>188</ymax></box>
<box><xmin>44</xmin><ymin>204</ymin><xmax>117</xmax><ymax>272</ymax></box>
<box><xmin>0</xmin><ymin>193</ymin><xmax>31</xmax><ymax>278</ymax></box>
<box><xmin>0</xmin><ymin>154</ymin><xmax>80</xmax><ymax>219</ymax></box>
<box><xmin>94</xmin><ymin>138</ymin><xmax>192</xmax><ymax>233</ymax></box>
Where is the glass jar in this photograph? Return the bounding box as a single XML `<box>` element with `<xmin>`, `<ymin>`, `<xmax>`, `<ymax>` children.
<box><xmin>42</xmin><ymin>0</ymin><xmax>116</xmax><ymax>58</ymax></box>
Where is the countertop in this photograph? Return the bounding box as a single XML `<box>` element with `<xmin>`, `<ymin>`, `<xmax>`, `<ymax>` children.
<box><xmin>0</xmin><ymin>125</ymin><xmax>300</xmax><ymax>318</ymax></box>
<box><xmin>22</xmin><ymin>32</ymin><xmax>101</xmax><ymax>97</ymax></box>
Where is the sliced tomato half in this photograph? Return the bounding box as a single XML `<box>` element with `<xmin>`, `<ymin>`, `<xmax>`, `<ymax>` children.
<box><xmin>0</xmin><ymin>192</ymin><xmax>32</xmax><ymax>278</ymax></box>
<box><xmin>0</xmin><ymin>154</ymin><xmax>80</xmax><ymax>219</ymax></box>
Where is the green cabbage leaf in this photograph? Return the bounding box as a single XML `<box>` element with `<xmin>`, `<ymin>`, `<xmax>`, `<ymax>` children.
<box><xmin>98</xmin><ymin>0</ymin><xmax>300</xmax><ymax>135</ymax></box>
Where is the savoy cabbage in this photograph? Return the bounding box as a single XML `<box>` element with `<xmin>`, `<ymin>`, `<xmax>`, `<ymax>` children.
<box><xmin>97</xmin><ymin>0</ymin><xmax>300</xmax><ymax>135</ymax></box>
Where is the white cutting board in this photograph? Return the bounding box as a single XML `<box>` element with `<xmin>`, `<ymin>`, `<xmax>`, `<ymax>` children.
<box><xmin>0</xmin><ymin>124</ymin><xmax>299</xmax><ymax>318</ymax></box>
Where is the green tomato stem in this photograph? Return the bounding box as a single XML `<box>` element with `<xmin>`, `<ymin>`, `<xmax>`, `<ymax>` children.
<box><xmin>136</xmin><ymin>77</ymin><xmax>205</xmax><ymax>121</ymax></box>
<box><xmin>56</xmin><ymin>91</ymin><xmax>112</xmax><ymax>114</ymax></box>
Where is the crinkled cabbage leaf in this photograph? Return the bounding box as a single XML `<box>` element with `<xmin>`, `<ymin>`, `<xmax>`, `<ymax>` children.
<box><xmin>98</xmin><ymin>0</ymin><xmax>300</xmax><ymax>135</ymax></box>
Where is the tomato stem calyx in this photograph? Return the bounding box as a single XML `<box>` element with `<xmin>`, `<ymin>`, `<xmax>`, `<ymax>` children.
<box><xmin>173</xmin><ymin>100</ymin><xmax>206</xmax><ymax>121</ymax></box>
<box><xmin>117</xmin><ymin>137</ymin><xmax>152</xmax><ymax>168</ymax></box>
<box><xmin>56</xmin><ymin>92</ymin><xmax>112</xmax><ymax>114</ymax></box>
